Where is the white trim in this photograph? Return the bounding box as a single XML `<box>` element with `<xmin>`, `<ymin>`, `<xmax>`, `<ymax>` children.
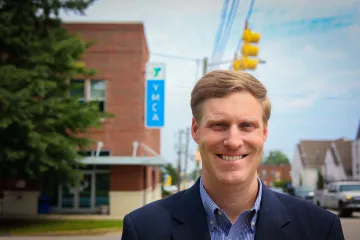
<box><xmin>80</xmin><ymin>156</ymin><xmax>166</xmax><ymax>166</ymax></box>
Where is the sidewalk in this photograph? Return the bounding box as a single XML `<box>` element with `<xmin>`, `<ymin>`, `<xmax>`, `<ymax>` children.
<box><xmin>0</xmin><ymin>214</ymin><xmax>123</xmax><ymax>220</ymax></box>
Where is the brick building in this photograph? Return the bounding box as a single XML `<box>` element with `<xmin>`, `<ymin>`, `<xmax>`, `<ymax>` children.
<box><xmin>1</xmin><ymin>23</ymin><xmax>166</xmax><ymax>217</ymax></box>
<box><xmin>257</xmin><ymin>164</ymin><xmax>291</xmax><ymax>187</ymax></box>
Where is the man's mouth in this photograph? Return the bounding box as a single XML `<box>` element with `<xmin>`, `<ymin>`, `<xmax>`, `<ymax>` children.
<box><xmin>216</xmin><ymin>154</ymin><xmax>249</xmax><ymax>161</ymax></box>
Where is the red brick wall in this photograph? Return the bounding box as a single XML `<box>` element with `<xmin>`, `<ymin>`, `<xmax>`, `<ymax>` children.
<box><xmin>257</xmin><ymin>164</ymin><xmax>291</xmax><ymax>186</ymax></box>
<box><xmin>111</xmin><ymin>166</ymin><xmax>145</xmax><ymax>191</ymax></box>
<box><xmin>63</xmin><ymin>23</ymin><xmax>161</xmax><ymax>191</ymax></box>
<box><xmin>63</xmin><ymin>23</ymin><xmax>151</xmax><ymax>156</ymax></box>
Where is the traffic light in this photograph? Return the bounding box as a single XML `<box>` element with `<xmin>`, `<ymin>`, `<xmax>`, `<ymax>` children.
<box><xmin>233</xmin><ymin>56</ymin><xmax>259</xmax><ymax>71</ymax></box>
<box><xmin>233</xmin><ymin>26</ymin><xmax>261</xmax><ymax>71</ymax></box>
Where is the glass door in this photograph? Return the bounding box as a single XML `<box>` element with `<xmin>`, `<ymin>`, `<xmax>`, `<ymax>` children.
<box><xmin>61</xmin><ymin>184</ymin><xmax>74</xmax><ymax>208</ymax></box>
<box><xmin>78</xmin><ymin>173</ymin><xmax>93</xmax><ymax>209</ymax></box>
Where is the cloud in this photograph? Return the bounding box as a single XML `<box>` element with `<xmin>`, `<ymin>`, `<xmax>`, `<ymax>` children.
<box><xmin>250</xmin><ymin>0</ymin><xmax>360</xmax><ymax>37</ymax></box>
<box><xmin>302</xmin><ymin>45</ymin><xmax>348</xmax><ymax>60</ymax></box>
<box><xmin>272</xmin><ymin>94</ymin><xmax>319</xmax><ymax>110</ymax></box>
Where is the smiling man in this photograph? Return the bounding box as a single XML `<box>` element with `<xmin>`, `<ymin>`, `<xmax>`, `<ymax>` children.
<box><xmin>121</xmin><ymin>70</ymin><xmax>345</xmax><ymax>240</ymax></box>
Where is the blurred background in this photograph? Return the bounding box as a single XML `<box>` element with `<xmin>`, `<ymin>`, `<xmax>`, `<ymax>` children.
<box><xmin>0</xmin><ymin>0</ymin><xmax>359</xmax><ymax>239</ymax></box>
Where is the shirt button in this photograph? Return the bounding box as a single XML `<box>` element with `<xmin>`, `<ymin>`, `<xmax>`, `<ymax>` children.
<box><xmin>210</xmin><ymin>221</ymin><xmax>214</xmax><ymax>225</ymax></box>
<box><xmin>218</xmin><ymin>211</ymin><xmax>222</xmax><ymax>216</ymax></box>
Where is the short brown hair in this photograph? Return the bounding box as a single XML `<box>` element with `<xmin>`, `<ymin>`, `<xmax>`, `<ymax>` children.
<box><xmin>190</xmin><ymin>70</ymin><xmax>271</xmax><ymax>124</ymax></box>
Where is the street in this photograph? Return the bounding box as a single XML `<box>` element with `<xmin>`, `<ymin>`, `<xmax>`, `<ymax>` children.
<box><xmin>0</xmin><ymin>212</ymin><xmax>359</xmax><ymax>240</ymax></box>
<box><xmin>338</xmin><ymin>212</ymin><xmax>360</xmax><ymax>240</ymax></box>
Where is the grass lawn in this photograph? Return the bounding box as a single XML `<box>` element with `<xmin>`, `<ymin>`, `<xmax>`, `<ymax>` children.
<box><xmin>0</xmin><ymin>219</ymin><xmax>123</xmax><ymax>235</ymax></box>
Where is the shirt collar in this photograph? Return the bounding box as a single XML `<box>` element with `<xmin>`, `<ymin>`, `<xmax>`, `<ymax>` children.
<box><xmin>199</xmin><ymin>176</ymin><xmax>263</xmax><ymax>232</ymax></box>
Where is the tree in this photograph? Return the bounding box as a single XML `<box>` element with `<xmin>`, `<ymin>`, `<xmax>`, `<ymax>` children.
<box><xmin>317</xmin><ymin>169</ymin><xmax>324</xmax><ymax>190</ymax></box>
<box><xmin>0</xmin><ymin>0</ymin><xmax>112</xmax><ymax>186</ymax></box>
<box><xmin>263</xmin><ymin>150</ymin><xmax>290</xmax><ymax>165</ymax></box>
<box><xmin>162</xmin><ymin>163</ymin><xmax>179</xmax><ymax>186</ymax></box>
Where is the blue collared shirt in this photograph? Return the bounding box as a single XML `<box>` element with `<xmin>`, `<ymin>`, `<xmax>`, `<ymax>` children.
<box><xmin>199</xmin><ymin>177</ymin><xmax>263</xmax><ymax>240</ymax></box>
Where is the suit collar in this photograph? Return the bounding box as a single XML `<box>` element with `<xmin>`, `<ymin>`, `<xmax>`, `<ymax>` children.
<box><xmin>255</xmin><ymin>183</ymin><xmax>291</xmax><ymax>240</ymax></box>
<box><xmin>171</xmin><ymin>178</ymin><xmax>211</xmax><ymax>240</ymax></box>
<box><xmin>171</xmin><ymin>178</ymin><xmax>291</xmax><ymax>240</ymax></box>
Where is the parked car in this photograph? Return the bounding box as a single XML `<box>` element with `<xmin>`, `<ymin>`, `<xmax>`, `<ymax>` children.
<box><xmin>313</xmin><ymin>181</ymin><xmax>360</xmax><ymax>217</ymax></box>
<box><xmin>293</xmin><ymin>187</ymin><xmax>314</xmax><ymax>202</ymax></box>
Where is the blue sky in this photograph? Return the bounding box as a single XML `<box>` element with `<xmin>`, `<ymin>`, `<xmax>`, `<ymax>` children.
<box><xmin>61</xmin><ymin>0</ymin><xmax>360</xmax><ymax>171</ymax></box>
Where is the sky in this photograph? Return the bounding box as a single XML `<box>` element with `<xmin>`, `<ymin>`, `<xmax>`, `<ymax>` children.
<box><xmin>60</xmin><ymin>0</ymin><xmax>360</xmax><ymax>172</ymax></box>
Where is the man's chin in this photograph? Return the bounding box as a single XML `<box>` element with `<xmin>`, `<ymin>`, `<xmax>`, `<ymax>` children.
<box><xmin>217</xmin><ymin>173</ymin><xmax>249</xmax><ymax>185</ymax></box>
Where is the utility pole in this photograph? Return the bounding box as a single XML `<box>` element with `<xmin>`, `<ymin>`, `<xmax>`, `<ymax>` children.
<box><xmin>202</xmin><ymin>57</ymin><xmax>208</xmax><ymax>75</ymax></box>
<box><xmin>176</xmin><ymin>129</ymin><xmax>184</xmax><ymax>192</ymax></box>
<box><xmin>183</xmin><ymin>127</ymin><xmax>191</xmax><ymax>190</ymax></box>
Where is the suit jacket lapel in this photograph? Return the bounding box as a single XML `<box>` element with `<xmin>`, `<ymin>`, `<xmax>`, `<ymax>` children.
<box><xmin>255</xmin><ymin>185</ymin><xmax>291</xmax><ymax>240</ymax></box>
<box><xmin>171</xmin><ymin>178</ymin><xmax>211</xmax><ymax>240</ymax></box>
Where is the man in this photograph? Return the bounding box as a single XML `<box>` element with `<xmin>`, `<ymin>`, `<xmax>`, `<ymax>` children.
<box><xmin>121</xmin><ymin>70</ymin><xmax>345</xmax><ymax>240</ymax></box>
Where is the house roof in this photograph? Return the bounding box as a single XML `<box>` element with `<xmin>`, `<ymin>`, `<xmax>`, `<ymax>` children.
<box><xmin>329</xmin><ymin>139</ymin><xmax>353</xmax><ymax>176</ymax></box>
<box><xmin>298</xmin><ymin>140</ymin><xmax>332</xmax><ymax>168</ymax></box>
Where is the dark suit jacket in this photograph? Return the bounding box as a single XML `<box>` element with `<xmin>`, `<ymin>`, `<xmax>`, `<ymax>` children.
<box><xmin>121</xmin><ymin>179</ymin><xmax>345</xmax><ymax>240</ymax></box>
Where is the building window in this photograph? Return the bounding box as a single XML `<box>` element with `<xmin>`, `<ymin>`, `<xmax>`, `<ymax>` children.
<box><xmin>95</xmin><ymin>172</ymin><xmax>110</xmax><ymax>207</ymax></box>
<box><xmin>90</xmin><ymin>80</ymin><xmax>105</xmax><ymax>112</ymax></box>
<box><xmin>70</xmin><ymin>79</ymin><xmax>106</xmax><ymax>112</ymax></box>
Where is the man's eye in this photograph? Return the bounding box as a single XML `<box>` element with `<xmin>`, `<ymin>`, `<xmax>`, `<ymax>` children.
<box><xmin>212</xmin><ymin>123</ymin><xmax>226</xmax><ymax>128</ymax></box>
<box><xmin>240</xmin><ymin>123</ymin><xmax>255</xmax><ymax>129</ymax></box>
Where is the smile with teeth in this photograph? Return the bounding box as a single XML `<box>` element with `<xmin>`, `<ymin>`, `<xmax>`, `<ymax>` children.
<box><xmin>217</xmin><ymin>154</ymin><xmax>248</xmax><ymax>161</ymax></box>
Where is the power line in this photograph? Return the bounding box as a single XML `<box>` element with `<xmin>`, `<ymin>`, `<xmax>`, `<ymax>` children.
<box><xmin>236</xmin><ymin>0</ymin><xmax>256</xmax><ymax>53</ymax></box>
<box><xmin>210</xmin><ymin>0</ymin><xmax>230</xmax><ymax>62</ymax></box>
<box><xmin>245</xmin><ymin>0</ymin><xmax>256</xmax><ymax>21</ymax></box>
<box><xmin>150</xmin><ymin>52</ymin><xmax>200</xmax><ymax>61</ymax></box>
<box><xmin>216</xmin><ymin>0</ymin><xmax>240</xmax><ymax>63</ymax></box>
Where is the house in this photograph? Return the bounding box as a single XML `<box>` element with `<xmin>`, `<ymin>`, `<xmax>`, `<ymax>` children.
<box><xmin>291</xmin><ymin>140</ymin><xmax>332</xmax><ymax>189</ymax></box>
<box><xmin>352</xmin><ymin>121</ymin><xmax>360</xmax><ymax>180</ymax></box>
<box><xmin>1</xmin><ymin>23</ymin><xmax>166</xmax><ymax>217</ymax></box>
<box><xmin>324</xmin><ymin>138</ymin><xmax>353</xmax><ymax>182</ymax></box>
<box><xmin>257</xmin><ymin>164</ymin><xmax>291</xmax><ymax>187</ymax></box>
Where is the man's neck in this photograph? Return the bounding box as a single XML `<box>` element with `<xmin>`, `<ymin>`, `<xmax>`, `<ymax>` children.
<box><xmin>202</xmin><ymin>174</ymin><xmax>259</xmax><ymax>223</ymax></box>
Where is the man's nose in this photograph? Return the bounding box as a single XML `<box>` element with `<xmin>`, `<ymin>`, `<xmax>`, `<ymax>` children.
<box><xmin>223</xmin><ymin>126</ymin><xmax>243</xmax><ymax>149</ymax></box>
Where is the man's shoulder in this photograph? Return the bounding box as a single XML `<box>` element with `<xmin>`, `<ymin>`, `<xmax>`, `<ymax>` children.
<box><xmin>275</xmin><ymin>192</ymin><xmax>336</xmax><ymax>221</ymax></box>
<box><xmin>125</xmin><ymin>190</ymin><xmax>186</xmax><ymax>222</ymax></box>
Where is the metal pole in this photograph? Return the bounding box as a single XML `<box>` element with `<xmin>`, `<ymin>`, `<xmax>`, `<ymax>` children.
<box><xmin>183</xmin><ymin>127</ymin><xmax>190</xmax><ymax>189</ymax></box>
<box><xmin>202</xmin><ymin>57</ymin><xmax>208</xmax><ymax>76</ymax></box>
<box><xmin>177</xmin><ymin>130</ymin><xmax>183</xmax><ymax>192</ymax></box>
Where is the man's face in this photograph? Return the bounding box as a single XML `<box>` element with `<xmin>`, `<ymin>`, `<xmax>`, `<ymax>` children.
<box><xmin>192</xmin><ymin>91</ymin><xmax>268</xmax><ymax>185</ymax></box>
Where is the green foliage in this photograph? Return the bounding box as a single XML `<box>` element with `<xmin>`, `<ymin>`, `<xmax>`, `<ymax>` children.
<box><xmin>0</xmin><ymin>0</ymin><xmax>113</xmax><ymax>185</ymax></box>
<box><xmin>263</xmin><ymin>150</ymin><xmax>290</xmax><ymax>165</ymax></box>
<box><xmin>162</xmin><ymin>163</ymin><xmax>179</xmax><ymax>185</ymax></box>
<box><xmin>272</xmin><ymin>180</ymin><xmax>291</xmax><ymax>189</ymax></box>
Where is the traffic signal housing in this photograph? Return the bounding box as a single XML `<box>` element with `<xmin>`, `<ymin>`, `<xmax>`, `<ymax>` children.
<box><xmin>233</xmin><ymin>27</ymin><xmax>261</xmax><ymax>71</ymax></box>
<box><xmin>233</xmin><ymin>56</ymin><xmax>259</xmax><ymax>71</ymax></box>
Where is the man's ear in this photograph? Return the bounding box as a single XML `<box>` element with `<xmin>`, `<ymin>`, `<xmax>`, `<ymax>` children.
<box><xmin>191</xmin><ymin>117</ymin><xmax>200</xmax><ymax>144</ymax></box>
<box><xmin>263</xmin><ymin>121</ymin><xmax>268</xmax><ymax>142</ymax></box>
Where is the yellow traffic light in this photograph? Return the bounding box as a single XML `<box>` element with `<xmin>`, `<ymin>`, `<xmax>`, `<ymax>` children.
<box><xmin>233</xmin><ymin>59</ymin><xmax>245</xmax><ymax>71</ymax></box>
<box><xmin>241</xmin><ymin>57</ymin><xmax>258</xmax><ymax>70</ymax></box>
<box><xmin>241</xmin><ymin>43</ymin><xmax>259</xmax><ymax>56</ymax></box>
<box><xmin>235</xmin><ymin>26</ymin><xmax>261</xmax><ymax>71</ymax></box>
<box><xmin>243</xmin><ymin>29</ymin><xmax>260</xmax><ymax>43</ymax></box>
<box><xmin>233</xmin><ymin>57</ymin><xmax>258</xmax><ymax>71</ymax></box>
<box><xmin>240</xmin><ymin>57</ymin><xmax>259</xmax><ymax>70</ymax></box>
